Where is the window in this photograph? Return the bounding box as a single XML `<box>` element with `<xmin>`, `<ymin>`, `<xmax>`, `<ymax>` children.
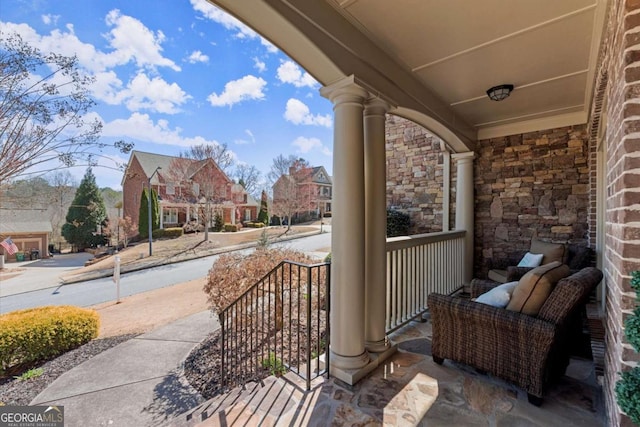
<box><xmin>192</xmin><ymin>183</ymin><xmax>200</xmax><ymax>196</ymax></box>
<box><xmin>245</xmin><ymin>209</ymin><xmax>251</xmax><ymax>220</ymax></box>
<box><xmin>163</xmin><ymin>208</ymin><xmax>178</xmax><ymax>224</ymax></box>
<box><xmin>166</xmin><ymin>182</ymin><xmax>175</xmax><ymax>195</ymax></box>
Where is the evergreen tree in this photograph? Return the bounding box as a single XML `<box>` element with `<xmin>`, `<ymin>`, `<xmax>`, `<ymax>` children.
<box><xmin>258</xmin><ymin>190</ymin><xmax>269</xmax><ymax>225</ymax></box>
<box><xmin>61</xmin><ymin>168</ymin><xmax>107</xmax><ymax>250</ymax></box>
<box><xmin>138</xmin><ymin>187</ymin><xmax>160</xmax><ymax>238</ymax></box>
<box><xmin>139</xmin><ymin>188</ymin><xmax>149</xmax><ymax>238</ymax></box>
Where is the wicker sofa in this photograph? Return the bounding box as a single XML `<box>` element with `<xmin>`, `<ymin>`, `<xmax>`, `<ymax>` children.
<box><xmin>427</xmin><ymin>267</ymin><xmax>603</xmax><ymax>405</ymax></box>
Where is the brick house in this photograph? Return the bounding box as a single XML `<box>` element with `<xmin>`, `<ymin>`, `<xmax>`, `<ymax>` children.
<box><xmin>122</xmin><ymin>151</ymin><xmax>258</xmax><ymax>233</ymax></box>
<box><xmin>272</xmin><ymin>165</ymin><xmax>332</xmax><ymax>220</ymax></box>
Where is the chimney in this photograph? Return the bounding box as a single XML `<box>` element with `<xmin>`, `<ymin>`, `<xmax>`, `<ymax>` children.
<box><xmin>289</xmin><ymin>166</ymin><xmax>296</xmax><ymax>175</ymax></box>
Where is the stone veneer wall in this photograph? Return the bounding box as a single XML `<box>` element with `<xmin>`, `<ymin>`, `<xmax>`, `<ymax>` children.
<box><xmin>600</xmin><ymin>1</ymin><xmax>640</xmax><ymax>425</ymax></box>
<box><xmin>385</xmin><ymin>115</ymin><xmax>455</xmax><ymax>234</ymax></box>
<box><xmin>474</xmin><ymin>126</ymin><xmax>592</xmax><ymax>278</ymax></box>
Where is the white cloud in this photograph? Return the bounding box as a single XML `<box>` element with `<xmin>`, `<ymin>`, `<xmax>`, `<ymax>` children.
<box><xmin>124</xmin><ymin>73</ymin><xmax>191</xmax><ymax>114</ymax></box>
<box><xmin>1</xmin><ymin>13</ymin><xmax>179</xmax><ymax>74</ymax></box>
<box><xmin>276</xmin><ymin>60</ymin><xmax>317</xmax><ymax>88</ymax></box>
<box><xmin>190</xmin><ymin>0</ymin><xmax>278</xmax><ymax>53</ymax></box>
<box><xmin>234</xmin><ymin>129</ymin><xmax>256</xmax><ymax>145</ymax></box>
<box><xmin>284</xmin><ymin>99</ymin><xmax>332</xmax><ymax>127</ymax></box>
<box><xmin>292</xmin><ymin>136</ymin><xmax>332</xmax><ymax>156</ymax></box>
<box><xmin>187</xmin><ymin>50</ymin><xmax>209</xmax><ymax>64</ymax></box>
<box><xmin>104</xmin><ymin>9</ymin><xmax>181</xmax><ymax>72</ymax></box>
<box><xmin>101</xmin><ymin>113</ymin><xmax>236</xmax><ymax>165</ymax></box>
<box><xmin>207</xmin><ymin>75</ymin><xmax>267</xmax><ymax>107</ymax></box>
<box><xmin>253</xmin><ymin>57</ymin><xmax>266</xmax><ymax>73</ymax></box>
<box><xmin>41</xmin><ymin>14</ymin><xmax>60</xmax><ymax>25</ymax></box>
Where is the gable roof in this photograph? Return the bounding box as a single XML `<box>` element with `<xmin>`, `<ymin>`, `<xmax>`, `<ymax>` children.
<box><xmin>0</xmin><ymin>209</ymin><xmax>52</xmax><ymax>234</ymax></box>
<box><xmin>123</xmin><ymin>151</ymin><xmax>233</xmax><ymax>186</ymax></box>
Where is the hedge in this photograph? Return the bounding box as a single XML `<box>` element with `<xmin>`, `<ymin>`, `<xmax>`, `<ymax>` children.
<box><xmin>245</xmin><ymin>222</ymin><xmax>265</xmax><ymax>228</ymax></box>
<box><xmin>387</xmin><ymin>209</ymin><xmax>410</xmax><ymax>237</ymax></box>
<box><xmin>152</xmin><ymin>227</ymin><xmax>184</xmax><ymax>239</ymax></box>
<box><xmin>224</xmin><ymin>223</ymin><xmax>239</xmax><ymax>232</ymax></box>
<box><xmin>0</xmin><ymin>306</ymin><xmax>99</xmax><ymax>375</ymax></box>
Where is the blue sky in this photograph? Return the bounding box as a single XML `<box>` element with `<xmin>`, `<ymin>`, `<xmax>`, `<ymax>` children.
<box><xmin>1</xmin><ymin>0</ymin><xmax>334</xmax><ymax>189</ymax></box>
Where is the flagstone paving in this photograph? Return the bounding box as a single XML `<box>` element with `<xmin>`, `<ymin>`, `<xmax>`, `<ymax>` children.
<box><xmin>172</xmin><ymin>319</ymin><xmax>604</xmax><ymax>427</ymax></box>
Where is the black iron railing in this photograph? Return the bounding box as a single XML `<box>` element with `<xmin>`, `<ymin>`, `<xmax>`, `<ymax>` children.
<box><xmin>219</xmin><ymin>261</ymin><xmax>330</xmax><ymax>391</ymax></box>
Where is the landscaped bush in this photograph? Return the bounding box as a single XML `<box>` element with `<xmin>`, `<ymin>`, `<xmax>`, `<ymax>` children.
<box><xmin>387</xmin><ymin>209</ymin><xmax>410</xmax><ymax>237</ymax></box>
<box><xmin>152</xmin><ymin>227</ymin><xmax>184</xmax><ymax>239</ymax></box>
<box><xmin>204</xmin><ymin>248</ymin><xmax>317</xmax><ymax>314</ymax></box>
<box><xmin>616</xmin><ymin>270</ymin><xmax>640</xmax><ymax>424</ymax></box>
<box><xmin>244</xmin><ymin>222</ymin><xmax>265</xmax><ymax>228</ymax></box>
<box><xmin>0</xmin><ymin>306</ymin><xmax>99</xmax><ymax>376</ymax></box>
<box><xmin>223</xmin><ymin>223</ymin><xmax>238</xmax><ymax>232</ymax></box>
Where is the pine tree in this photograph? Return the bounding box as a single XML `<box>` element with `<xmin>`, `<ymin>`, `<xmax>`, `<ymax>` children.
<box><xmin>61</xmin><ymin>168</ymin><xmax>107</xmax><ymax>250</ymax></box>
<box><xmin>258</xmin><ymin>190</ymin><xmax>269</xmax><ymax>225</ymax></box>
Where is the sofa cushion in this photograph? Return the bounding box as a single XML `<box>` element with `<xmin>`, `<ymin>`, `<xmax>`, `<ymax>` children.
<box><xmin>517</xmin><ymin>252</ymin><xmax>544</xmax><ymax>268</ymax></box>
<box><xmin>474</xmin><ymin>281</ymin><xmax>519</xmax><ymax>308</ymax></box>
<box><xmin>506</xmin><ymin>261</ymin><xmax>570</xmax><ymax>316</ymax></box>
<box><xmin>530</xmin><ymin>239</ymin><xmax>567</xmax><ymax>265</ymax></box>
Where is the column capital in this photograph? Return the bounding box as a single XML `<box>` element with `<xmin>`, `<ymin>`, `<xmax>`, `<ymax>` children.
<box><xmin>321</xmin><ymin>75</ymin><xmax>369</xmax><ymax>104</ymax></box>
<box><xmin>364</xmin><ymin>97</ymin><xmax>390</xmax><ymax>117</ymax></box>
<box><xmin>451</xmin><ymin>151</ymin><xmax>475</xmax><ymax>162</ymax></box>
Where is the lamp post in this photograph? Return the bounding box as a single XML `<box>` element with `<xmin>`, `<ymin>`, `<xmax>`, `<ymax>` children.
<box><xmin>148</xmin><ymin>166</ymin><xmax>161</xmax><ymax>256</ymax></box>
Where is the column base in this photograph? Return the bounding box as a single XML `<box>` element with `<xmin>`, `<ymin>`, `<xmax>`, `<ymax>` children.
<box><xmin>365</xmin><ymin>338</ymin><xmax>390</xmax><ymax>353</ymax></box>
<box><xmin>329</xmin><ymin>344</ymin><xmax>397</xmax><ymax>385</ymax></box>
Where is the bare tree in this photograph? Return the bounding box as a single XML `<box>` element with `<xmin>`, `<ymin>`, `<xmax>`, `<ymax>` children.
<box><xmin>271</xmin><ymin>157</ymin><xmax>313</xmax><ymax>231</ymax></box>
<box><xmin>267</xmin><ymin>154</ymin><xmax>300</xmax><ymax>188</ymax></box>
<box><xmin>234</xmin><ymin>164</ymin><xmax>261</xmax><ymax>198</ymax></box>
<box><xmin>0</xmin><ymin>32</ymin><xmax>133</xmax><ymax>183</ymax></box>
<box><xmin>179</xmin><ymin>143</ymin><xmax>234</xmax><ymax>174</ymax></box>
<box><xmin>166</xmin><ymin>156</ymin><xmax>230</xmax><ymax>242</ymax></box>
<box><xmin>47</xmin><ymin>170</ymin><xmax>77</xmax><ymax>251</ymax></box>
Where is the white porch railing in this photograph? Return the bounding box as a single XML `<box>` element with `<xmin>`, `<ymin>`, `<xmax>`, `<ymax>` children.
<box><xmin>385</xmin><ymin>230</ymin><xmax>466</xmax><ymax>333</ymax></box>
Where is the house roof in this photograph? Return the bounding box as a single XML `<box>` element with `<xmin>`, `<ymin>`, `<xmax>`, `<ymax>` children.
<box><xmin>0</xmin><ymin>209</ymin><xmax>52</xmax><ymax>234</ymax></box>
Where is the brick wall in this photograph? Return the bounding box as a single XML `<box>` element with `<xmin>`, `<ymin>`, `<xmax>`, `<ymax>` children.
<box><xmin>385</xmin><ymin>115</ymin><xmax>452</xmax><ymax>234</ymax></box>
<box><xmin>473</xmin><ymin>126</ymin><xmax>592</xmax><ymax>278</ymax></box>
<box><xmin>601</xmin><ymin>1</ymin><xmax>640</xmax><ymax>425</ymax></box>
<box><xmin>122</xmin><ymin>156</ymin><xmax>147</xmax><ymax>231</ymax></box>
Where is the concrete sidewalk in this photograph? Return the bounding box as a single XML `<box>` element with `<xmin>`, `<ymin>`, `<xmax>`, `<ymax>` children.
<box><xmin>31</xmin><ymin>310</ymin><xmax>218</xmax><ymax>427</ymax></box>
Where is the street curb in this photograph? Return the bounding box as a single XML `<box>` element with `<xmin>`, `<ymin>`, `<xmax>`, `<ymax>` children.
<box><xmin>59</xmin><ymin>229</ymin><xmax>325</xmax><ymax>285</ymax></box>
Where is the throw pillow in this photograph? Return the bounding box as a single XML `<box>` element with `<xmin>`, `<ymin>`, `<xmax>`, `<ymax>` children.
<box><xmin>474</xmin><ymin>281</ymin><xmax>519</xmax><ymax>308</ymax></box>
<box><xmin>506</xmin><ymin>261</ymin><xmax>570</xmax><ymax>316</ymax></box>
<box><xmin>517</xmin><ymin>252</ymin><xmax>544</xmax><ymax>268</ymax></box>
<box><xmin>530</xmin><ymin>239</ymin><xmax>567</xmax><ymax>264</ymax></box>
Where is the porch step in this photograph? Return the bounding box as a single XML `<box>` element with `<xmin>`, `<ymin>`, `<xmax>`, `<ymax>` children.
<box><xmin>166</xmin><ymin>373</ymin><xmax>326</xmax><ymax>427</ymax></box>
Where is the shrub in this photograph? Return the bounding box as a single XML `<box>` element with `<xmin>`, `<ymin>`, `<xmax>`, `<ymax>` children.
<box><xmin>152</xmin><ymin>227</ymin><xmax>184</xmax><ymax>239</ymax></box>
<box><xmin>0</xmin><ymin>306</ymin><xmax>99</xmax><ymax>376</ymax></box>
<box><xmin>324</xmin><ymin>252</ymin><xmax>331</xmax><ymax>263</ymax></box>
<box><xmin>616</xmin><ymin>270</ymin><xmax>640</xmax><ymax>424</ymax></box>
<box><xmin>245</xmin><ymin>222</ymin><xmax>265</xmax><ymax>228</ymax></box>
<box><xmin>387</xmin><ymin>209</ymin><xmax>410</xmax><ymax>237</ymax></box>
<box><xmin>223</xmin><ymin>223</ymin><xmax>238</xmax><ymax>232</ymax></box>
<box><xmin>204</xmin><ymin>248</ymin><xmax>318</xmax><ymax>314</ymax></box>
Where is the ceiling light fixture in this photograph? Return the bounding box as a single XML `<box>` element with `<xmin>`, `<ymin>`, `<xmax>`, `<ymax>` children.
<box><xmin>486</xmin><ymin>84</ymin><xmax>514</xmax><ymax>101</ymax></box>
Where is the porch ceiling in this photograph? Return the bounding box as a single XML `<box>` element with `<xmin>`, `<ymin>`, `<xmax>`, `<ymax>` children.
<box><xmin>208</xmin><ymin>0</ymin><xmax>608</xmax><ymax>148</ymax></box>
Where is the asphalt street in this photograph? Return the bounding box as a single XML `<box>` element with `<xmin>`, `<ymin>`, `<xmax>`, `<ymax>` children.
<box><xmin>0</xmin><ymin>230</ymin><xmax>331</xmax><ymax>314</ymax></box>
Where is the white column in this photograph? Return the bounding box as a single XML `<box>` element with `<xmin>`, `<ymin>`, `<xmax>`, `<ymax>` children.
<box><xmin>159</xmin><ymin>205</ymin><xmax>164</xmax><ymax>228</ymax></box>
<box><xmin>364</xmin><ymin>98</ymin><xmax>390</xmax><ymax>352</ymax></box>
<box><xmin>452</xmin><ymin>152</ymin><xmax>475</xmax><ymax>284</ymax></box>
<box><xmin>321</xmin><ymin>77</ymin><xmax>370</xmax><ymax>370</ymax></box>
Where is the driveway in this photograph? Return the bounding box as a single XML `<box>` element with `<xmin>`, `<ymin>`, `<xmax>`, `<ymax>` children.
<box><xmin>0</xmin><ymin>252</ymin><xmax>93</xmax><ymax>298</ymax></box>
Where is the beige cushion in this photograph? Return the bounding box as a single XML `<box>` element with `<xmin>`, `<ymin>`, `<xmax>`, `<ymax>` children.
<box><xmin>506</xmin><ymin>261</ymin><xmax>570</xmax><ymax>315</ymax></box>
<box><xmin>488</xmin><ymin>268</ymin><xmax>508</xmax><ymax>284</ymax></box>
<box><xmin>530</xmin><ymin>239</ymin><xmax>567</xmax><ymax>265</ymax></box>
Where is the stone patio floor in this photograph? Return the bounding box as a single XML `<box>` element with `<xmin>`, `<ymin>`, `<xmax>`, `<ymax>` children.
<box><xmin>172</xmin><ymin>317</ymin><xmax>605</xmax><ymax>427</ymax></box>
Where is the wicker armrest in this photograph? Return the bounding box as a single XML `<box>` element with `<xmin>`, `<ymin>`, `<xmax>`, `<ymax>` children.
<box><xmin>470</xmin><ymin>278</ymin><xmax>500</xmax><ymax>298</ymax></box>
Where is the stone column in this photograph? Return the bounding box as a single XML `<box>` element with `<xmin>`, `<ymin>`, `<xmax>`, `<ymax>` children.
<box><xmin>452</xmin><ymin>152</ymin><xmax>474</xmax><ymax>284</ymax></box>
<box><xmin>320</xmin><ymin>76</ymin><xmax>370</xmax><ymax>370</ymax></box>
<box><xmin>364</xmin><ymin>98</ymin><xmax>390</xmax><ymax>352</ymax></box>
